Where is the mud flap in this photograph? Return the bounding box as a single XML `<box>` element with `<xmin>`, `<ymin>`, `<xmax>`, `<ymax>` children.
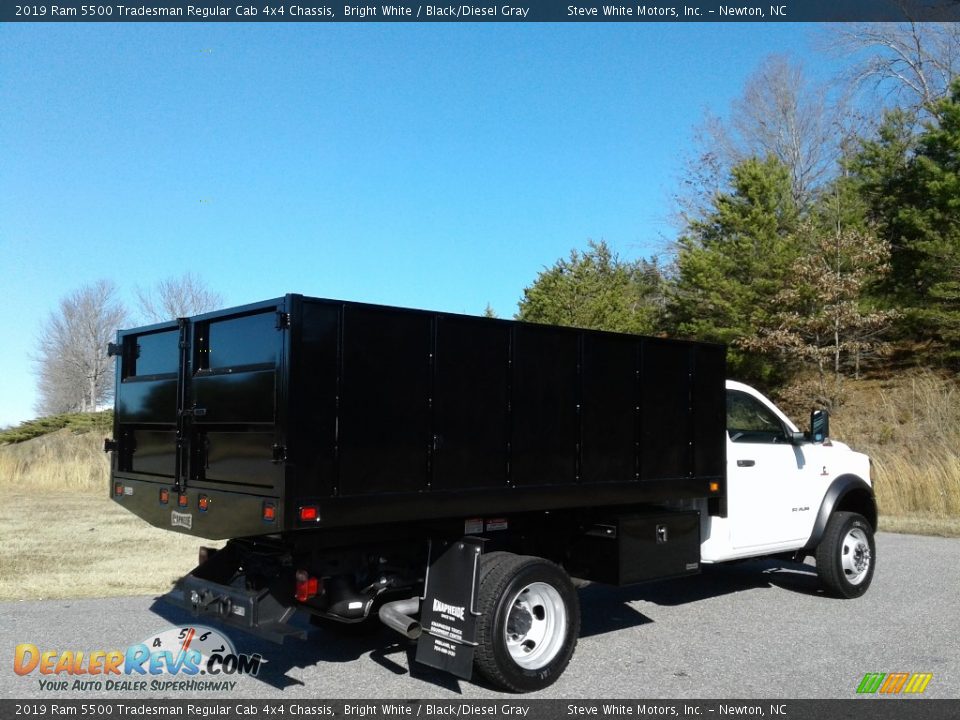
<box><xmin>415</xmin><ymin>537</ymin><xmax>483</xmax><ymax>680</ymax></box>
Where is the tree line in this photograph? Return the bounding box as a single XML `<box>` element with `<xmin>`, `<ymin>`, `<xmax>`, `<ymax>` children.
<box><xmin>518</xmin><ymin>23</ymin><xmax>960</xmax><ymax>408</ymax></box>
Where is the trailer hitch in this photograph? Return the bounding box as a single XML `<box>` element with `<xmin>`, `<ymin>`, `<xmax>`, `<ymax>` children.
<box><xmin>190</xmin><ymin>589</ymin><xmax>233</xmax><ymax>618</ymax></box>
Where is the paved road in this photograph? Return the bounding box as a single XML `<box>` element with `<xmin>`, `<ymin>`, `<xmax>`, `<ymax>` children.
<box><xmin>3</xmin><ymin>533</ymin><xmax>957</xmax><ymax>699</ymax></box>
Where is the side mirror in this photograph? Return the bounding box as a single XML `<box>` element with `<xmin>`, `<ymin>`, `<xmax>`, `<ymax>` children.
<box><xmin>810</xmin><ymin>409</ymin><xmax>830</xmax><ymax>443</ymax></box>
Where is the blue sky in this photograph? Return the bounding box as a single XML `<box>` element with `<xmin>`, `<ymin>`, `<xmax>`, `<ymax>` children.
<box><xmin>0</xmin><ymin>22</ymin><xmax>836</xmax><ymax>427</ymax></box>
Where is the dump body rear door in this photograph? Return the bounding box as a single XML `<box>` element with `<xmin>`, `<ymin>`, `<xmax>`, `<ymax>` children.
<box><xmin>114</xmin><ymin>323</ymin><xmax>181</xmax><ymax>481</ymax></box>
<box><xmin>112</xmin><ymin>299</ymin><xmax>288</xmax><ymax>537</ymax></box>
<box><xmin>188</xmin><ymin>305</ymin><xmax>286</xmax><ymax>495</ymax></box>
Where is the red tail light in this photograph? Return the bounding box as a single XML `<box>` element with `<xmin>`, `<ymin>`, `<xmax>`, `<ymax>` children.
<box><xmin>295</xmin><ymin>569</ymin><xmax>320</xmax><ymax>603</ymax></box>
<box><xmin>178</xmin><ymin>493</ymin><xmax>188</xmax><ymax>507</ymax></box>
<box><xmin>299</xmin><ymin>505</ymin><xmax>319</xmax><ymax>522</ymax></box>
<box><xmin>114</xmin><ymin>482</ymin><xmax>124</xmax><ymax>497</ymax></box>
<box><xmin>262</xmin><ymin>502</ymin><xmax>276</xmax><ymax>522</ymax></box>
<box><xmin>198</xmin><ymin>495</ymin><xmax>209</xmax><ymax>512</ymax></box>
<box><xmin>159</xmin><ymin>488</ymin><xmax>169</xmax><ymax>504</ymax></box>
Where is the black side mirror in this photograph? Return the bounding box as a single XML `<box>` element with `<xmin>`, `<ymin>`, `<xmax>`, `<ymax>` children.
<box><xmin>810</xmin><ymin>409</ymin><xmax>830</xmax><ymax>443</ymax></box>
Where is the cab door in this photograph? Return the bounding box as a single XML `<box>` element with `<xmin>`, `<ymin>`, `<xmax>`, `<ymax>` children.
<box><xmin>725</xmin><ymin>388</ymin><xmax>815</xmax><ymax>550</ymax></box>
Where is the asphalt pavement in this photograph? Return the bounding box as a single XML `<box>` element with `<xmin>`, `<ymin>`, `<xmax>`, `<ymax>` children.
<box><xmin>3</xmin><ymin>532</ymin><xmax>957</xmax><ymax>699</ymax></box>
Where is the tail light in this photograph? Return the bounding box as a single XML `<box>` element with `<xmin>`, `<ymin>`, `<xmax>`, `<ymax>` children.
<box><xmin>178</xmin><ymin>493</ymin><xmax>188</xmax><ymax>507</ymax></box>
<box><xmin>262</xmin><ymin>502</ymin><xmax>276</xmax><ymax>522</ymax></box>
<box><xmin>299</xmin><ymin>505</ymin><xmax>319</xmax><ymax>522</ymax></box>
<box><xmin>159</xmin><ymin>488</ymin><xmax>169</xmax><ymax>504</ymax></box>
<box><xmin>198</xmin><ymin>495</ymin><xmax>209</xmax><ymax>512</ymax></box>
<box><xmin>114</xmin><ymin>482</ymin><xmax>123</xmax><ymax>497</ymax></box>
<box><xmin>295</xmin><ymin>570</ymin><xmax>320</xmax><ymax>603</ymax></box>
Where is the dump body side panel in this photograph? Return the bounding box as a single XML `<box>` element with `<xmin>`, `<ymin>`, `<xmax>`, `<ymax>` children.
<box><xmin>111</xmin><ymin>295</ymin><xmax>726</xmax><ymax>539</ymax></box>
<box><xmin>286</xmin><ymin>297</ymin><xmax>725</xmax><ymax>530</ymax></box>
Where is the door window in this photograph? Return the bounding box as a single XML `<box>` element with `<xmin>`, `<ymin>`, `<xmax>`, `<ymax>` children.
<box><xmin>726</xmin><ymin>390</ymin><xmax>786</xmax><ymax>443</ymax></box>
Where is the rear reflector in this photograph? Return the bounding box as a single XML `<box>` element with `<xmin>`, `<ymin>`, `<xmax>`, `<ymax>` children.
<box><xmin>295</xmin><ymin>569</ymin><xmax>320</xmax><ymax>603</ymax></box>
<box><xmin>114</xmin><ymin>483</ymin><xmax>123</xmax><ymax>497</ymax></box>
<box><xmin>299</xmin><ymin>505</ymin><xmax>319</xmax><ymax>522</ymax></box>
<box><xmin>178</xmin><ymin>493</ymin><xmax>188</xmax><ymax>507</ymax></box>
<box><xmin>262</xmin><ymin>502</ymin><xmax>276</xmax><ymax>522</ymax></box>
<box><xmin>198</xmin><ymin>495</ymin><xmax>209</xmax><ymax>512</ymax></box>
<box><xmin>159</xmin><ymin>488</ymin><xmax>169</xmax><ymax>504</ymax></box>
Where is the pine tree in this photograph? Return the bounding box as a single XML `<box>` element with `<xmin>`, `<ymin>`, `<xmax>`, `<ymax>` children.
<box><xmin>671</xmin><ymin>156</ymin><xmax>800</xmax><ymax>384</ymax></box>
<box><xmin>516</xmin><ymin>240</ymin><xmax>665</xmax><ymax>335</ymax></box>
<box><xmin>848</xmin><ymin>82</ymin><xmax>960</xmax><ymax>363</ymax></box>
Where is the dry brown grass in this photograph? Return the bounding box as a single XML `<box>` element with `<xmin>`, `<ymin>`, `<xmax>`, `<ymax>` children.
<box><xmin>0</xmin><ymin>491</ymin><xmax>214</xmax><ymax>600</ymax></box>
<box><xmin>0</xmin><ymin>431</ymin><xmax>213</xmax><ymax>600</ymax></box>
<box><xmin>0</xmin><ymin>429</ymin><xmax>109</xmax><ymax>493</ymax></box>
<box><xmin>831</xmin><ymin>371</ymin><xmax>960</xmax><ymax>533</ymax></box>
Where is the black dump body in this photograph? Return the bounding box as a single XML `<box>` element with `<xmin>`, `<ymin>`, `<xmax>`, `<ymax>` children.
<box><xmin>109</xmin><ymin>294</ymin><xmax>726</xmax><ymax>540</ymax></box>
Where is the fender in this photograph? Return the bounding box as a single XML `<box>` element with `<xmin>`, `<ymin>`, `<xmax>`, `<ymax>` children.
<box><xmin>802</xmin><ymin>474</ymin><xmax>877</xmax><ymax>552</ymax></box>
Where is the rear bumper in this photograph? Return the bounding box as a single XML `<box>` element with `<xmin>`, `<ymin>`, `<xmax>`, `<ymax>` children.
<box><xmin>110</xmin><ymin>476</ymin><xmax>282</xmax><ymax>539</ymax></box>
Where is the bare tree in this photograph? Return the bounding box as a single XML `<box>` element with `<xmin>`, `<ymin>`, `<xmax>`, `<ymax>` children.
<box><xmin>677</xmin><ymin>56</ymin><xmax>852</xmax><ymax>222</ymax></box>
<box><xmin>136</xmin><ymin>273</ymin><xmax>224</xmax><ymax>323</ymax></box>
<box><xmin>34</xmin><ymin>280</ymin><xmax>128</xmax><ymax>415</ymax></box>
<box><xmin>741</xmin><ymin>222</ymin><xmax>897</xmax><ymax>408</ymax></box>
<box><xmin>830</xmin><ymin>22</ymin><xmax>960</xmax><ymax>118</ymax></box>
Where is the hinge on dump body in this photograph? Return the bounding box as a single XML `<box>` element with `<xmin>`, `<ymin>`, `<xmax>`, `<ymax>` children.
<box><xmin>106</xmin><ymin>342</ymin><xmax>123</xmax><ymax>358</ymax></box>
<box><xmin>276</xmin><ymin>312</ymin><xmax>291</xmax><ymax>330</ymax></box>
<box><xmin>272</xmin><ymin>444</ymin><xmax>287</xmax><ymax>463</ymax></box>
<box><xmin>104</xmin><ymin>439</ymin><xmax>119</xmax><ymax>453</ymax></box>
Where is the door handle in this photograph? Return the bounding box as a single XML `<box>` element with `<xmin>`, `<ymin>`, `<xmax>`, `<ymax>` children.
<box><xmin>737</xmin><ymin>459</ymin><xmax>756</xmax><ymax>467</ymax></box>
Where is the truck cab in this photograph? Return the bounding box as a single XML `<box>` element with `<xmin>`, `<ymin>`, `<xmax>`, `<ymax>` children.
<box><xmin>701</xmin><ymin>381</ymin><xmax>876</xmax><ymax>597</ymax></box>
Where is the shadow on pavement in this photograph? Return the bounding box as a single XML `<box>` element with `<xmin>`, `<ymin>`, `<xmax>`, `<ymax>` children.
<box><xmin>148</xmin><ymin>557</ymin><xmax>822</xmax><ymax>692</ymax></box>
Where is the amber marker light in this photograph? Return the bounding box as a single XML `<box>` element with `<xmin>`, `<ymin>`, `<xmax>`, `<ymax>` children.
<box><xmin>709</xmin><ymin>482</ymin><xmax>720</xmax><ymax>492</ymax></box>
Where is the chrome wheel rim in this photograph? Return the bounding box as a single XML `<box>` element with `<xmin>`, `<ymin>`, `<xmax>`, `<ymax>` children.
<box><xmin>841</xmin><ymin>527</ymin><xmax>871</xmax><ymax>585</ymax></box>
<box><xmin>504</xmin><ymin>582</ymin><xmax>567</xmax><ymax>669</ymax></box>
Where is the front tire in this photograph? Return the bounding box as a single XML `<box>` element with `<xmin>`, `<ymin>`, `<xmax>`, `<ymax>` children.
<box><xmin>815</xmin><ymin>511</ymin><xmax>876</xmax><ymax>598</ymax></box>
<box><xmin>473</xmin><ymin>553</ymin><xmax>580</xmax><ymax>692</ymax></box>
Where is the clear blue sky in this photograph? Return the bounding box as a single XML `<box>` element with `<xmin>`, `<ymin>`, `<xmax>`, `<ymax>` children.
<box><xmin>0</xmin><ymin>22</ymin><xmax>836</xmax><ymax>428</ymax></box>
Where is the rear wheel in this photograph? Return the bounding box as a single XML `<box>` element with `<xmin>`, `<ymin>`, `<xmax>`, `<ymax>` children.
<box><xmin>815</xmin><ymin>511</ymin><xmax>875</xmax><ymax>598</ymax></box>
<box><xmin>473</xmin><ymin>553</ymin><xmax>579</xmax><ymax>692</ymax></box>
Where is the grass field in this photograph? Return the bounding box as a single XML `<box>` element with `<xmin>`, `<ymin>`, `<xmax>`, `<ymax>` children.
<box><xmin>831</xmin><ymin>372</ymin><xmax>960</xmax><ymax>522</ymax></box>
<box><xmin>0</xmin><ymin>491</ymin><xmax>214</xmax><ymax>601</ymax></box>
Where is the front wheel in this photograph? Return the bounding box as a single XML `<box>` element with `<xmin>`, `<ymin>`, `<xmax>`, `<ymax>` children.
<box><xmin>815</xmin><ymin>511</ymin><xmax>876</xmax><ymax>598</ymax></box>
<box><xmin>473</xmin><ymin>553</ymin><xmax>580</xmax><ymax>693</ymax></box>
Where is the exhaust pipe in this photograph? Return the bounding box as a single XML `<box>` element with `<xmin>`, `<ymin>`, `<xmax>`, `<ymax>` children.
<box><xmin>378</xmin><ymin>597</ymin><xmax>422</xmax><ymax>639</ymax></box>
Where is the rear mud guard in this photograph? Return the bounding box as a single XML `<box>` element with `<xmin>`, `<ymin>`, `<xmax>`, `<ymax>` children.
<box><xmin>415</xmin><ymin>537</ymin><xmax>484</xmax><ymax>680</ymax></box>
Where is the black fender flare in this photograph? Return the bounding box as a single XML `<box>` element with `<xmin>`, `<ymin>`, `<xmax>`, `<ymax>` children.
<box><xmin>802</xmin><ymin>474</ymin><xmax>877</xmax><ymax>552</ymax></box>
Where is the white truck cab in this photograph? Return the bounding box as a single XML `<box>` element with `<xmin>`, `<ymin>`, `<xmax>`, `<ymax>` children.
<box><xmin>700</xmin><ymin>381</ymin><xmax>876</xmax><ymax>598</ymax></box>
